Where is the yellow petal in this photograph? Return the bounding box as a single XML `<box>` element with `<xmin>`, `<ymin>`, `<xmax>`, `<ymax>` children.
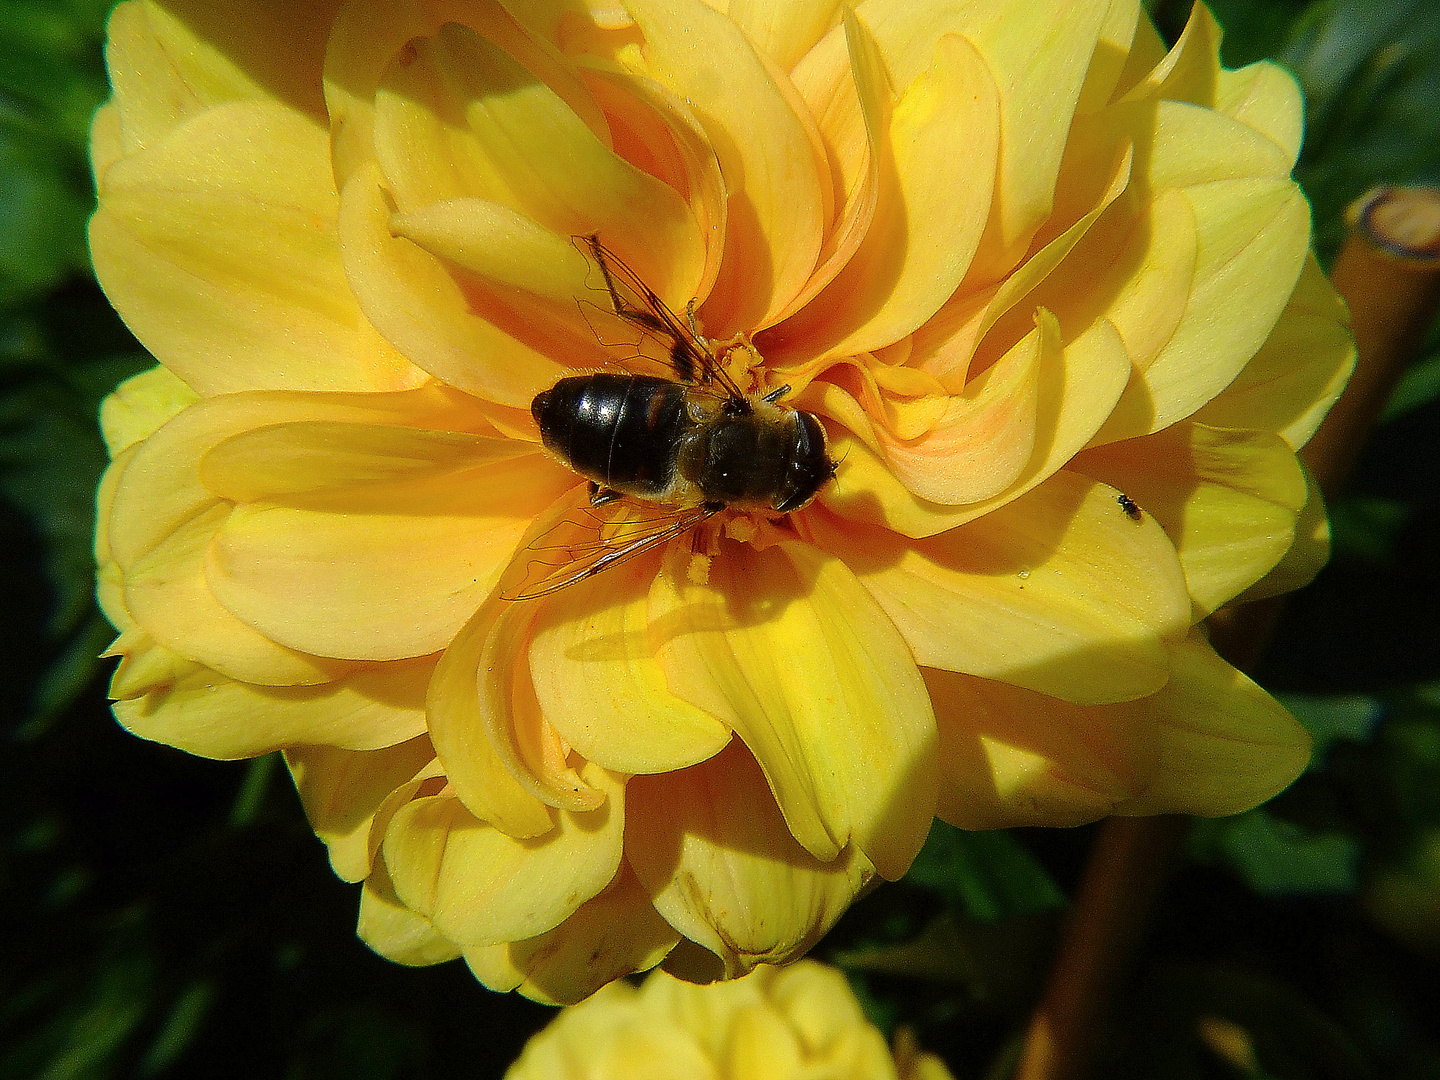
<box><xmin>652</xmin><ymin>541</ymin><xmax>935</xmax><ymax>877</ymax></box>
<box><xmin>727</xmin><ymin>0</ymin><xmax>845</xmax><ymax>71</ymax></box>
<box><xmin>285</xmin><ymin>735</ymin><xmax>438</xmax><ymax>881</ymax></box>
<box><xmin>205</xmin><ymin>455</ymin><xmax>571</xmax><ymax>661</ymax></box>
<box><xmin>1114</xmin><ymin>631</ymin><xmax>1311</xmax><ymax>816</ymax></box>
<box><xmin>779</xmin><ymin>30</ymin><xmax>1000</xmax><ymax>358</ymax></box>
<box><xmin>198</xmin><ymin>419</ymin><xmax>534</xmax><ymax>504</ymax></box>
<box><xmin>427</xmin><ymin>598</ymin><xmax>556</xmax><ymax>838</ymax></box>
<box><xmin>817</xmin><ymin>468</ymin><xmax>1192</xmax><ymax>704</ymax></box>
<box><xmin>624</xmin><ymin>0</ymin><xmax>827</xmax><ymax>332</ymax></box>
<box><xmin>113</xmin><ymin>656</ymin><xmax>431</xmax><ymax>760</ymax></box>
<box><xmin>337</xmin><ymin>162</ymin><xmax>567</xmax><ymax>408</ymax></box>
<box><xmin>626</xmin><ymin>741</ymin><xmax>875</xmax><ymax>977</ymax></box>
<box><xmin>90</xmin><ymin>100</ymin><xmax>426</xmax><ymax>395</ymax></box>
<box><xmin>529</xmin><ymin>555</ymin><xmax>734</xmax><ymax>775</ymax></box>
<box><xmin>373</xmin><ymin>21</ymin><xmax>705</xmax><ymax>302</ymax></box>
<box><xmin>103</xmin><ymin>0</ymin><xmax>337</xmax><ymax>155</ymax></box>
<box><xmin>1073</xmin><ymin>0</ymin><xmax>1143</xmax><ymax>114</ymax></box>
<box><xmin>1193</xmin><ymin>254</ymin><xmax>1355</xmax><ymax>450</ymax></box>
<box><xmin>1073</xmin><ymin>423</ymin><xmax>1309</xmax><ymax>615</ymax></box>
<box><xmin>463</xmin><ymin>863</ymin><xmax>679</xmax><ymax>1004</ymax></box>
<box><xmin>1234</xmin><ymin>465</ymin><xmax>1330</xmax><ymax>603</ymax></box>
<box><xmin>924</xmin><ymin>666</ymin><xmax>1149</xmax><ymax>829</ymax></box>
<box><xmin>357</xmin><ymin>853</ymin><xmax>463</xmax><ymax>967</ymax></box>
<box><xmin>1116</xmin><ymin>1</ymin><xmax>1220</xmax><ymax>108</ymax></box>
<box><xmin>98</xmin><ymin>365</ymin><xmax>199</xmax><ymax>457</ymax></box>
<box><xmin>89</xmin><ymin>100</ymin><xmax>123</xmax><ymax>191</ymax></box>
<box><xmin>382</xmin><ymin>766</ymin><xmax>625</xmax><ymax>947</ymax></box>
<box><xmin>1216</xmin><ymin>62</ymin><xmax>1304</xmax><ymax>166</ymax></box>
<box><xmin>124</xmin><ymin>504</ymin><xmax>351</xmax><ymax>685</ymax></box>
<box><xmin>856</xmin><ymin>0</ymin><xmax>1115</xmax><ymax>277</ymax></box>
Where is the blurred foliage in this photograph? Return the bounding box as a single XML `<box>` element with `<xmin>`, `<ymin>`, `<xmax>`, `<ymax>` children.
<box><xmin>2</xmin><ymin>0</ymin><xmax>1440</xmax><ymax>1078</ymax></box>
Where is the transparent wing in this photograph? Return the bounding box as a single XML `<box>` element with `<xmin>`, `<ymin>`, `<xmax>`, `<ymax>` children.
<box><xmin>502</xmin><ymin>494</ymin><xmax>719</xmax><ymax>600</ymax></box>
<box><xmin>575</xmin><ymin>235</ymin><xmax>750</xmax><ymax>404</ymax></box>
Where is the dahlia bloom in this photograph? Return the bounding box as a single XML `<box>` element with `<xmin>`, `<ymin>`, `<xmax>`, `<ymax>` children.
<box><xmin>504</xmin><ymin>960</ymin><xmax>953</xmax><ymax>1080</ymax></box>
<box><xmin>91</xmin><ymin>0</ymin><xmax>1353</xmax><ymax>1002</ymax></box>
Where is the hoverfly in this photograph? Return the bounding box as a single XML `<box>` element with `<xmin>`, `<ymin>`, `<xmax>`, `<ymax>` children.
<box><xmin>509</xmin><ymin>236</ymin><xmax>836</xmax><ymax>599</ymax></box>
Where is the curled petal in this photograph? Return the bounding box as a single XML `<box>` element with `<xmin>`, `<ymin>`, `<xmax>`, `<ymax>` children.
<box><xmin>626</xmin><ymin>741</ymin><xmax>875</xmax><ymax>978</ymax></box>
<box><xmin>383</xmin><ymin>764</ymin><xmax>626</xmax><ymax>948</ymax></box>
<box><xmin>357</xmin><ymin>853</ymin><xmax>463</xmax><ymax>967</ymax></box>
<box><xmin>815</xmin><ymin>468</ymin><xmax>1192</xmax><ymax>704</ymax></box>
<box><xmin>99</xmin><ymin>365</ymin><xmax>199</xmax><ymax>457</ymax></box>
<box><xmin>286</xmin><ymin>736</ymin><xmax>438</xmax><ymax>881</ymax></box>
<box><xmin>463</xmin><ymin>863</ymin><xmax>679</xmax><ymax>1004</ymax></box>
<box><xmin>651</xmin><ymin>542</ymin><xmax>936</xmax><ymax>877</ymax></box>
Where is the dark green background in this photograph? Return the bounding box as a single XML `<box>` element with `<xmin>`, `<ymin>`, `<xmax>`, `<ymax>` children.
<box><xmin>3</xmin><ymin>1</ymin><xmax>1439</xmax><ymax>1077</ymax></box>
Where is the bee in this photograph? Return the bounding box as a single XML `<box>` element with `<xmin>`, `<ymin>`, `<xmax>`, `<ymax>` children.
<box><xmin>1117</xmin><ymin>492</ymin><xmax>1142</xmax><ymax>521</ymax></box>
<box><xmin>511</xmin><ymin>236</ymin><xmax>836</xmax><ymax>599</ymax></box>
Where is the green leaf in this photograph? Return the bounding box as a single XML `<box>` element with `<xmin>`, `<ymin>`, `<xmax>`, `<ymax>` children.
<box><xmin>1194</xmin><ymin>809</ymin><xmax>1360</xmax><ymax>895</ymax></box>
<box><xmin>905</xmin><ymin>821</ymin><xmax>1065</xmax><ymax>923</ymax></box>
<box><xmin>1277</xmin><ymin>691</ymin><xmax>1384</xmax><ymax>757</ymax></box>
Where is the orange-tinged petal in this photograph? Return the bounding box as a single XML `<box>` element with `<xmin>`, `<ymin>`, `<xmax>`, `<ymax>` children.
<box><xmin>626</xmin><ymin>741</ymin><xmax>875</xmax><ymax>978</ymax></box>
<box><xmin>382</xmin><ymin>764</ymin><xmax>625</xmax><ymax>947</ymax></box>
<box><xmin>778</xmin><ymin>31</ymin><xmax>999</xmax><ymax>359</ymax></box>
<box><xmin>857</xmin><ymin>0</ymin><xmax>1115</xmax><ymax>278</ymax></box>
<box><xmin>819</xmin><ymin>311</ymin><xmax>1131</xmax><ymax>538</ymax></box>
<box><xmin>1193</xmin><ymin>254</ymin><xmax>1355</xmax><ymax>450</ymax></box>
<box><xmin>373</xmin><ymin>21</ymin><xmax>705</xmax><ymax>302</ymax></box>
<box><xmin>1074</xmin><ymin>423</ymin><xmax>1309</xmax><ymax>616</ymax></box>
<box><xmin>651</xmin><ymin>542</ymin><xmax>935</xmax><ymax>877</ymax></box>
<box><xmin>90</xmin><ymin>100</ymin><xmax>427</xmax><ymax>395</ymax></box>
<box><xmin>877</xmin><ymin>315</ymin><xmax>1040</xmax><ymax>504</ymax></box>
<box><xmin>114</xmin><ymin>657</ymin><xmax>431</xmax><ymax>760</ymax></box>
<box><xmin>286</xmin><ymin>735</ymin><xmax>438</xmax><ymax>881</ymax></box>
<box><xmin>463</xmin><ymin>863</ymin><xmax>679</xmax><ymax>1004</ymax></box>
<box><xmin>427</xmin><ymin>599</ymin><xmax>555</xmax><ymax>838</ymax></box>
<box><xmin>205</xmin><ymin>454</ymin><xmax>571</xmax><ymax>661</ymax></box>
<box><xmin>98</xmin><ymin>365</ymin><xmax>199</xmax><ymax>457</ymax></box>
<box><xmin>624</xmin><ymin>0</ymin><xmax>827</xmax><ymax>333</ymax></box>
<box><xmin>815</xmin><ymin>468</ymin><xmax>1191</xmax><ymax>705</ymax></box>
<box><xmin>337</xmin><ymin>162</ymin><xmax>567</xmax><ymax>407</ymax></box>
<box><xmin>198</xmin><ymin>421</ymin><xmax>533</xmax><ymax>503</ymax></box>
<box><xmin>1113</xmin><ymin>631</ymin><xmax>1311</xmax><ymax>816</ymax></box>
<box><xmin>104</xmin><ymin>0</ymin><xmax>337</xmax><ymax>154</ymax></box>
<box><xmin>357</xmin><ymin>854</ymin><xmax>463</xmax><ymax>967</ymax></box>
<box><xmin>530</xmin><ymin>559</ymin><xmax>734</xmax><ymax>775</ymax></box>
<box><xmin>924</xmin><ymin>665</ymin><xmax>1151</xmax><ymax>830</ymax></box>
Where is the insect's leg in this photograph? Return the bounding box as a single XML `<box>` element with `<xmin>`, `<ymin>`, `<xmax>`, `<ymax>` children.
<box><xmin>588</xmin><ymin>482</ymin><xmax>624</xmax><ymax>507</ymax></box>
<box><xmin>760</xmin><ymin>384</ymin><xmax>792</xmax><ymax>404</ymax></box>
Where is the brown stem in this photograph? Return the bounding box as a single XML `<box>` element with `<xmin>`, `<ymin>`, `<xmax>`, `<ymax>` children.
<box><xmin>1013</xmin><ymin>185</ymin><xmax>1440</xmax><ymax>1080</ymax></box>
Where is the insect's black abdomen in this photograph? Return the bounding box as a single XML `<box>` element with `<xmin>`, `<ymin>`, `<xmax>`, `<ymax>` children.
<box><xmin>533</xmin><ymin>373</ymin><xmax>690</xmax><ymax>498</ymax></box>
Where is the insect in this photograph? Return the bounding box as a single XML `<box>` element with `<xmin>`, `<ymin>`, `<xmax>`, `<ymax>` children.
<box><xmin>1117</xmin><ymin>493</ymin><xmax>1142</xmax><ymax>521</ymax></box>
<box><xmin>511</xmin><ymin>236</ymin><xmax>836</xmax><ymax>599</ymax></box>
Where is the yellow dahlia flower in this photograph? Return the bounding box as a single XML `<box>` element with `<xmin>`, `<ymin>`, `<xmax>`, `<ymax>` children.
<box><xmin>504</xmin><ymin>961</ymin><xmax>954</xmax><ymax>1080</ymax></box>
<box><xmin>91</xmin><ymin>0</ymin><xmax>1354</xmax><ymax>1002</ymax></box>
